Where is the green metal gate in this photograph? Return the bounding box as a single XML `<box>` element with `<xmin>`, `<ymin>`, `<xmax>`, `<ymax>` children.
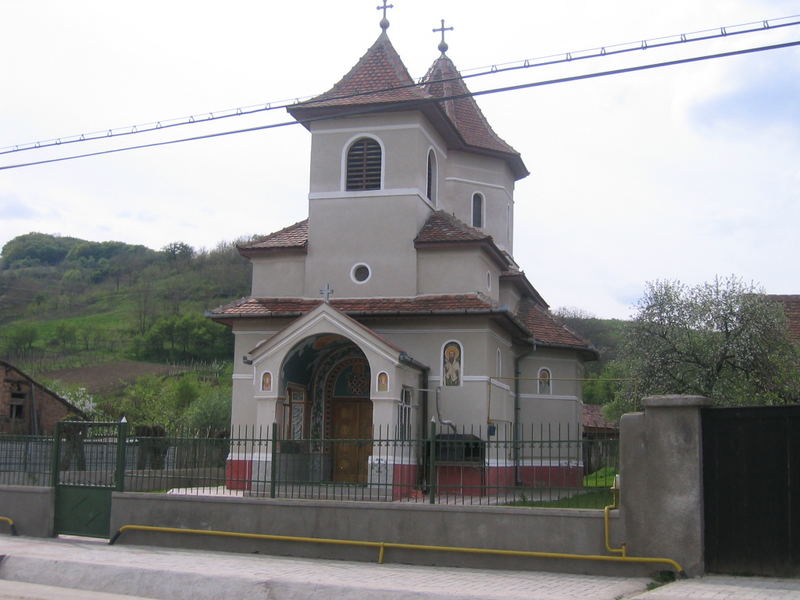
<box><xmin>53</xmin><ymin>421</ymin><xmax>128</xmax><ymax>538</ymax></box>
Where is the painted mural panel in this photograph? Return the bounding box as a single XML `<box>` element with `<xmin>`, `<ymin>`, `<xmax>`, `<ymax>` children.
<box><xmin>443</xmin><ymin>341</ymin><xmax>462</xmax><ymax>386</ymax></box>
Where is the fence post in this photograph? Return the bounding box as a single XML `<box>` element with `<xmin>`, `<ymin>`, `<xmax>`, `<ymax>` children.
<box><xmin>50</xmin><ymin>422</ymin><xmax>62</xmax><ymax>488</ymax></box>
<box><xmin>270</xmin><ymin>422</ymin><xmax>278</xmax><ymax>499</ymax></box>
<box><xmin>428</xmin><ymin>421</ymin><xmax>436</xmax><ymax>504</ymax></box>
<box><xmin>115</xmin><ymin>420</ymin><xmax>129</xmax><ymax>492</ymax></box>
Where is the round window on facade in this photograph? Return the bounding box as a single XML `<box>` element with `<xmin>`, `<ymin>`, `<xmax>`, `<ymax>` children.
<box><xmin>351</xmin><ymin>263</ymin><xmax>372</xmax><ymax>284</ymax></box>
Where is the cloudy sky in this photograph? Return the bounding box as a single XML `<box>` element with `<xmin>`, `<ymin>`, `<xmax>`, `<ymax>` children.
<box><xmin>1</xmin><ymin>1</ymin><xmax>798</xmax><ymax>318</ymax></box>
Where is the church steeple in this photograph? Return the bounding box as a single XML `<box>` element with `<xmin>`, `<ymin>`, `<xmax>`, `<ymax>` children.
<box><xmin>287</xmin><ymin>28</ymin><xmax>427</xmax><ymax>124</ymax></box>
<box><xmin>288</xmin><ymin>14</ymin><xmax>527</xmax><ymax>180</ymax></box>
<box><xmin>421</xmin><ymin>53</ymin><xmax>528</xmax><ymax>179</ymax></box>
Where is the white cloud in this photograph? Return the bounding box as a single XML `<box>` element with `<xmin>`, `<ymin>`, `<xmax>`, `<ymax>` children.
<box><xmin>1</xmin><ymin>0</ymin><xmax>799</xmax><ymax>316</ymax></box>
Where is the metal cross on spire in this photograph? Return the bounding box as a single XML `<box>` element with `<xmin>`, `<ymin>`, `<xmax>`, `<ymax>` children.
<box><xmin>433</xmin><ymin>19</ymin><xmax>454</xmax><ymax>54</ymax></box>
<box><xmin>320</xmin><ymin>283</ymin><xmax>334</xmax><ymax>303</ymax></box>
<box><xmin>376</xmin><ymin>0</ymin><xmax>393</xmax><ymax>31</ymax></box>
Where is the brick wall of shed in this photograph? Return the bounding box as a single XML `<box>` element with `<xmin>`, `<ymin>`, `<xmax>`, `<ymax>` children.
<box><xmin>0</xmin><ymin>364</ymin><xmax>74</xmax><ymax>435</ymax></box>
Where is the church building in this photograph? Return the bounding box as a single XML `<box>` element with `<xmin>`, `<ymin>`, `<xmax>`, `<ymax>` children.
<box><xmin>209</xmin><ymin>10</ymin><xmax>596</xmax><ymax>495</ymax></box>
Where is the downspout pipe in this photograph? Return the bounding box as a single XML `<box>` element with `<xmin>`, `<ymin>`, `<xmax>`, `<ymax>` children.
<box><xmin>420</xmin><ymin>367</ymin><xmax>429</xmax><ymax>490</ymax></box>
<box><xmin>513</xmin><ymin>339</ymin><xmax>535</xmax><ymax>486</ymax></box>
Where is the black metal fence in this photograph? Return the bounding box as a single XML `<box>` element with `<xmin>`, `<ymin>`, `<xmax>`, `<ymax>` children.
<box><xmin>0</xmin><ymin>425</ymin><xmax>618</xmax><ymax>508</ymax></box>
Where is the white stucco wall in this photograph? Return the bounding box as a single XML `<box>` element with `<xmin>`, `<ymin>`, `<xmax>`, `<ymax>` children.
<box><xmin>307</xmin><ymin>111</ymin><xmax>446</xmax><ymax>196</ymax></box>
<box><xmin>250</xmin><ymin>253</ymin><xmax>306</xmax><ymax>297</ymax></box>
<box><xmin>440</xmin><ymin>150</ymin><xmax>516</xmax><ymax>253</ymax></box>
<box><xmin>416</xmin><ymin>246</ymin><xmax>501</xmax><ymax>301</ymax></box>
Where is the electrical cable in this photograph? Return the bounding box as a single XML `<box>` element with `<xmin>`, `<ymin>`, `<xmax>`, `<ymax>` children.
<box><xmin>1</xmin><ymin>38</ymin><xmax>798</xmax><ymax>172</ymax></box>
<box><xmin>2</xmin><ymin>14</ymin><xmax>798</xmax><ymax>157</ymax></box>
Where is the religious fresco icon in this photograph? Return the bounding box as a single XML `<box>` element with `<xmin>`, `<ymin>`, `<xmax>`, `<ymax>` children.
<box><xmin>443</xmin><ymin>341</ymin><xmax>462</xmax><ymax>387</ymax></box>
<box><xmin>261</xmin><ymin>372</ymin><xmax>272</xmax><ymax>392</ymax></box>
<box><xmin>538</xmin><ymin>368</ymin><xmax>551</xmax><ymax>395</ymax></box>
<box><xmin>377</xmin><ymin>372</ymin><xmax>389</xmax><ymax>392</ymax></box>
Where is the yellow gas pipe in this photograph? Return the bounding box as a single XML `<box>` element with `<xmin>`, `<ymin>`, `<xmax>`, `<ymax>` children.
<box><xmin>0</xmin><ymin>516</ymin><xmax>18</xmax><ymax>536</ymax></box>
<box><xmin>110</xmin><ymin>522</ymin><xmax>685</xmax><ymax>576</ymax></box>
<box><xmin>603</xmin><ymin>474</ymin><xmax>627</xmax><ymax>556</ymax></box>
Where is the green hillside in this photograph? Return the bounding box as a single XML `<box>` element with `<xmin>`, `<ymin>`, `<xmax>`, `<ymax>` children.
<box><xmin>0</xmin><ymin>233</ymin><xmax>253</xmax><ymax>372</ymax></box>
<box><xmin>0</xmin><ymin>232</ymin><xmax>635</xmax><ymax>430</ymax></box>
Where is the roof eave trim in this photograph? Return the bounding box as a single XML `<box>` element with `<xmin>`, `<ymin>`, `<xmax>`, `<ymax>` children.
<box><xmin>237</xmin><ymin>245</ymin><xmax>308</xmax><ymax>259</ymax></box>
<box><xmin>533</xmin><ymin>341</ymin><xmax>600</xmax><ymax>360</ymax></box>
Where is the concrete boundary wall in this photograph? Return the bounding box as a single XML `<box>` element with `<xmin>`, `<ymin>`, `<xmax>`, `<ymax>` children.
<box><xmin>0</xmin><ymin>486</ymin><xmax>54</xmax><ymax>538</ymax></box>
<box><xmin>620</xmin><ymin>395</ymin><xmax>710</xmax><ymax>577</ymax></box>
<box><xmin>109</xmin><ymin>493</ymin><xmax>649</xmax><ymax>576</ymax></box>
<box><xmin>2</xmin><ymin>396</ymin><xmax>712</xmax><ymax>578</ymax></box>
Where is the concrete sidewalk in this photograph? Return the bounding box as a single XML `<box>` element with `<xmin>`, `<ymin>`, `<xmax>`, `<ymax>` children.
<box><xmin>633</xmin><ymin>576</ymin><xmax>800</xmax><ymax>600</ymax></box>
<box><xmin>1</xmin><ymin>536</ymin><xmax>799</xmax><ymax>600</ymax></box>
<box><xmin>1</xmin><ymin>535</ymin><xmax>646</xmax><ymax>600</ymax></box>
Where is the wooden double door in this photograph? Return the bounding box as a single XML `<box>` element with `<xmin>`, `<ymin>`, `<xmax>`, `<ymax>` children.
<box><xmin>332</xmin><ymin>399</ymin><xmax>372</xmax><ymax>483</ymax></box>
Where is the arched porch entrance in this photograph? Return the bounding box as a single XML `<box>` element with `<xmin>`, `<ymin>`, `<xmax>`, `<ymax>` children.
<box><xmin>279</xmin><ymin>333</ymin><xmax>372</xmax><ymax>483</ymax></box>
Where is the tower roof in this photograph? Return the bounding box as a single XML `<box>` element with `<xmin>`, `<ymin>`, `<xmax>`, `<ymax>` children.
<box><xmin>288</xmin><ymin>32</ymin><xmax>430</xmax><ymax>114</ymax></box>
<box><xmin>288</xmin><ymin>31</ymin><xmax>528</xmax><ymax>180</ymax></box>
<box><xmin>422</xmin><ymin>55</ymin><xmax>524</xmax><ymax>161</ymax></box>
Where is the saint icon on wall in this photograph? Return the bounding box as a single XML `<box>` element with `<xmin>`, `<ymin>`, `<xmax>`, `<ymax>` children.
<box><xmin>377</xmin><ymin>372</ymin><xmax>389</xmax><ymax>392</ymax></box>
<box><xmin>261</xmin><ymin>372</ymin><xmax>272</xmax><ymax>392</ymax></box>
<box><xmin>538</xmin><ymin>368</ymin><xmax>551</xmax><ymax>395</ymax></box>
<box><xmin>443</xmin><ymin>341</ymin><xmax>462</xmax><ymax>387</ymax></box>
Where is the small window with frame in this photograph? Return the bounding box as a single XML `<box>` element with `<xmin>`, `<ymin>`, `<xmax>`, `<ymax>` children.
<box><xmin>472</xmin><ymin>193</ymin><xmax>483</xmax><ymax>228</ymax></box>
<box><xmin>10</xmin><ymin>402</ymin><xmax>24</xmax><ymax>420</ymax></box>
<box><xmin>427</xmin><ymin>150</ymin><xmax>437</xmax><ymax>205</ymax></box>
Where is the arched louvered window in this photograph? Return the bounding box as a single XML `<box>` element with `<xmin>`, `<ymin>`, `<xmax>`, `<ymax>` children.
<box><xmin>472</xmin><ymin>193</ymin><xmax>483</xmax><ymax>228</ymax></box>
<box><xmin>426</xmin><ymin>150</ymin><xmax>437</xmax><ymax>204</ymax></box>
<box><xmin>346</xmin><ymin>137</ymin><xmax>382</xmax><ymax>191</ymax></box>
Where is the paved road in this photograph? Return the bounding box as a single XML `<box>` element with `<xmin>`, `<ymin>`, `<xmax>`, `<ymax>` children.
<box><xmin>0</xmin><ymin>580</ymin><xmax>151</xmax><ymax>599</ymax></box>
<box><xmin>2</xmin><ymin>536</ymin><xmax>800</xmax><ymax>599</ymax></box>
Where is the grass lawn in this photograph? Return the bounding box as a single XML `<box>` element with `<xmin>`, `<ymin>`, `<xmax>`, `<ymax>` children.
<box><xmin>583</xmin><ymin>466</ymin><xmax>617</xmax><ymax>488</ymax></box>
<box><xmin>506</xmin><ymin>466</ymin><xmax>619</xmax><ymax>509</ymax></box>
<box><xmin>507</xmin><ymin>488</ymin><xmax>615</xmax><ymax>509</ymax></box>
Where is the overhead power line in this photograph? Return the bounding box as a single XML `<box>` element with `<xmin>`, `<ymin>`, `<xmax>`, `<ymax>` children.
<box><xmin>2</xmin><ymin>38</ymin><xmax>798</xmax><ymax>173</ymax></box>
<box><xmin>2</xmin><ymin>14</ymin><xmax>798</xmax><ymax>157</ymax></box>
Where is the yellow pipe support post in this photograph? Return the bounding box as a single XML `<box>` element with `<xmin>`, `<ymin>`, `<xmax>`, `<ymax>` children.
<box><xmin>603</xmin><ymin>475</ymin><xmax>627</xmax><ymax>557</ymax></box>
<box><xmin>0</xmin><ymin>516</ymin><xmax>19</xmax><ymax>536</ymax></box>
<box><xmin>110</xmin><ymin>524</ymin><xmax>686</xmax><ymax>577</ymax></box>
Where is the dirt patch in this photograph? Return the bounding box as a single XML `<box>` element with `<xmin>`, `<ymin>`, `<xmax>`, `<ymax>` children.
<box><xmin>41</xmin><ymin>360</ymin><xmax>188</xmax><ymax>394</ymax></box>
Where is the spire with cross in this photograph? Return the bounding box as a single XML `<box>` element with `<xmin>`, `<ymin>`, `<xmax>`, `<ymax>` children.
<box><xmin>320</xmin><ymin>283</ymin><xmax>334</xmax><ymax>303</ymax></box>
<box><xmin>376</xmin><ymin>0</ymin><xmax>393</xmax><ymax>31</ymax></box>
<box><xmin>433</xmin><ymin>18</ymin><xmax>454</xmax><ymax>55</ymax></box>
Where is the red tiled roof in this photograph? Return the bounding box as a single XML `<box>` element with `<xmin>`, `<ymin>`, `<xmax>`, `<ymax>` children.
<box><xmin>210</xmin><ymin>294</ymin><xmax>501</xmax><ymax>319</ymax></box>
<box><xmin>237</xmin><ymin>220</ymin><xmax>308</xmax><ymax>256</ymax></box>
<box><xmin>415</xmin><ymin>211</ymin><xmax>490</xmax><ymax>243</ymax></box>
<box><xmin>422</xmin><ymin>55</ymin><xmax>519</xmax><ymax>157</ymax></box>
<box><xmin>414</xmin><ymin>211</ymin><xmax>509</xmax><ymax>268</ymax></box>
<box><xmin>582</xmin><ymin>404</ymin><xmax>618</xmax><ymax>432</ymax></box>
<box><xmin>767</xmin><ymin>295</ymin><xmax>800</xmax><ymax>342</ymax></box>
<box><xmin>290</xmin><ymin>32</ymin><xmax>430</xmax><ymax>111</ymax></box>
<box><xmin>288</xmin><ymin>33</ymin><xmax>528</xmax><ymax>180</ymax></box>
<box><xmin>517</xmin><ymin>300</ymin><xmax>596</xmax><ymax>355</ymax></box>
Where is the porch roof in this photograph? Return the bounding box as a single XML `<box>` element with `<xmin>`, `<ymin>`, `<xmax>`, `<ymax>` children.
<box><xmin>208</xmin><ymin>293</ymin><xmax>531</xmax><ymax>340</ymax></box>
